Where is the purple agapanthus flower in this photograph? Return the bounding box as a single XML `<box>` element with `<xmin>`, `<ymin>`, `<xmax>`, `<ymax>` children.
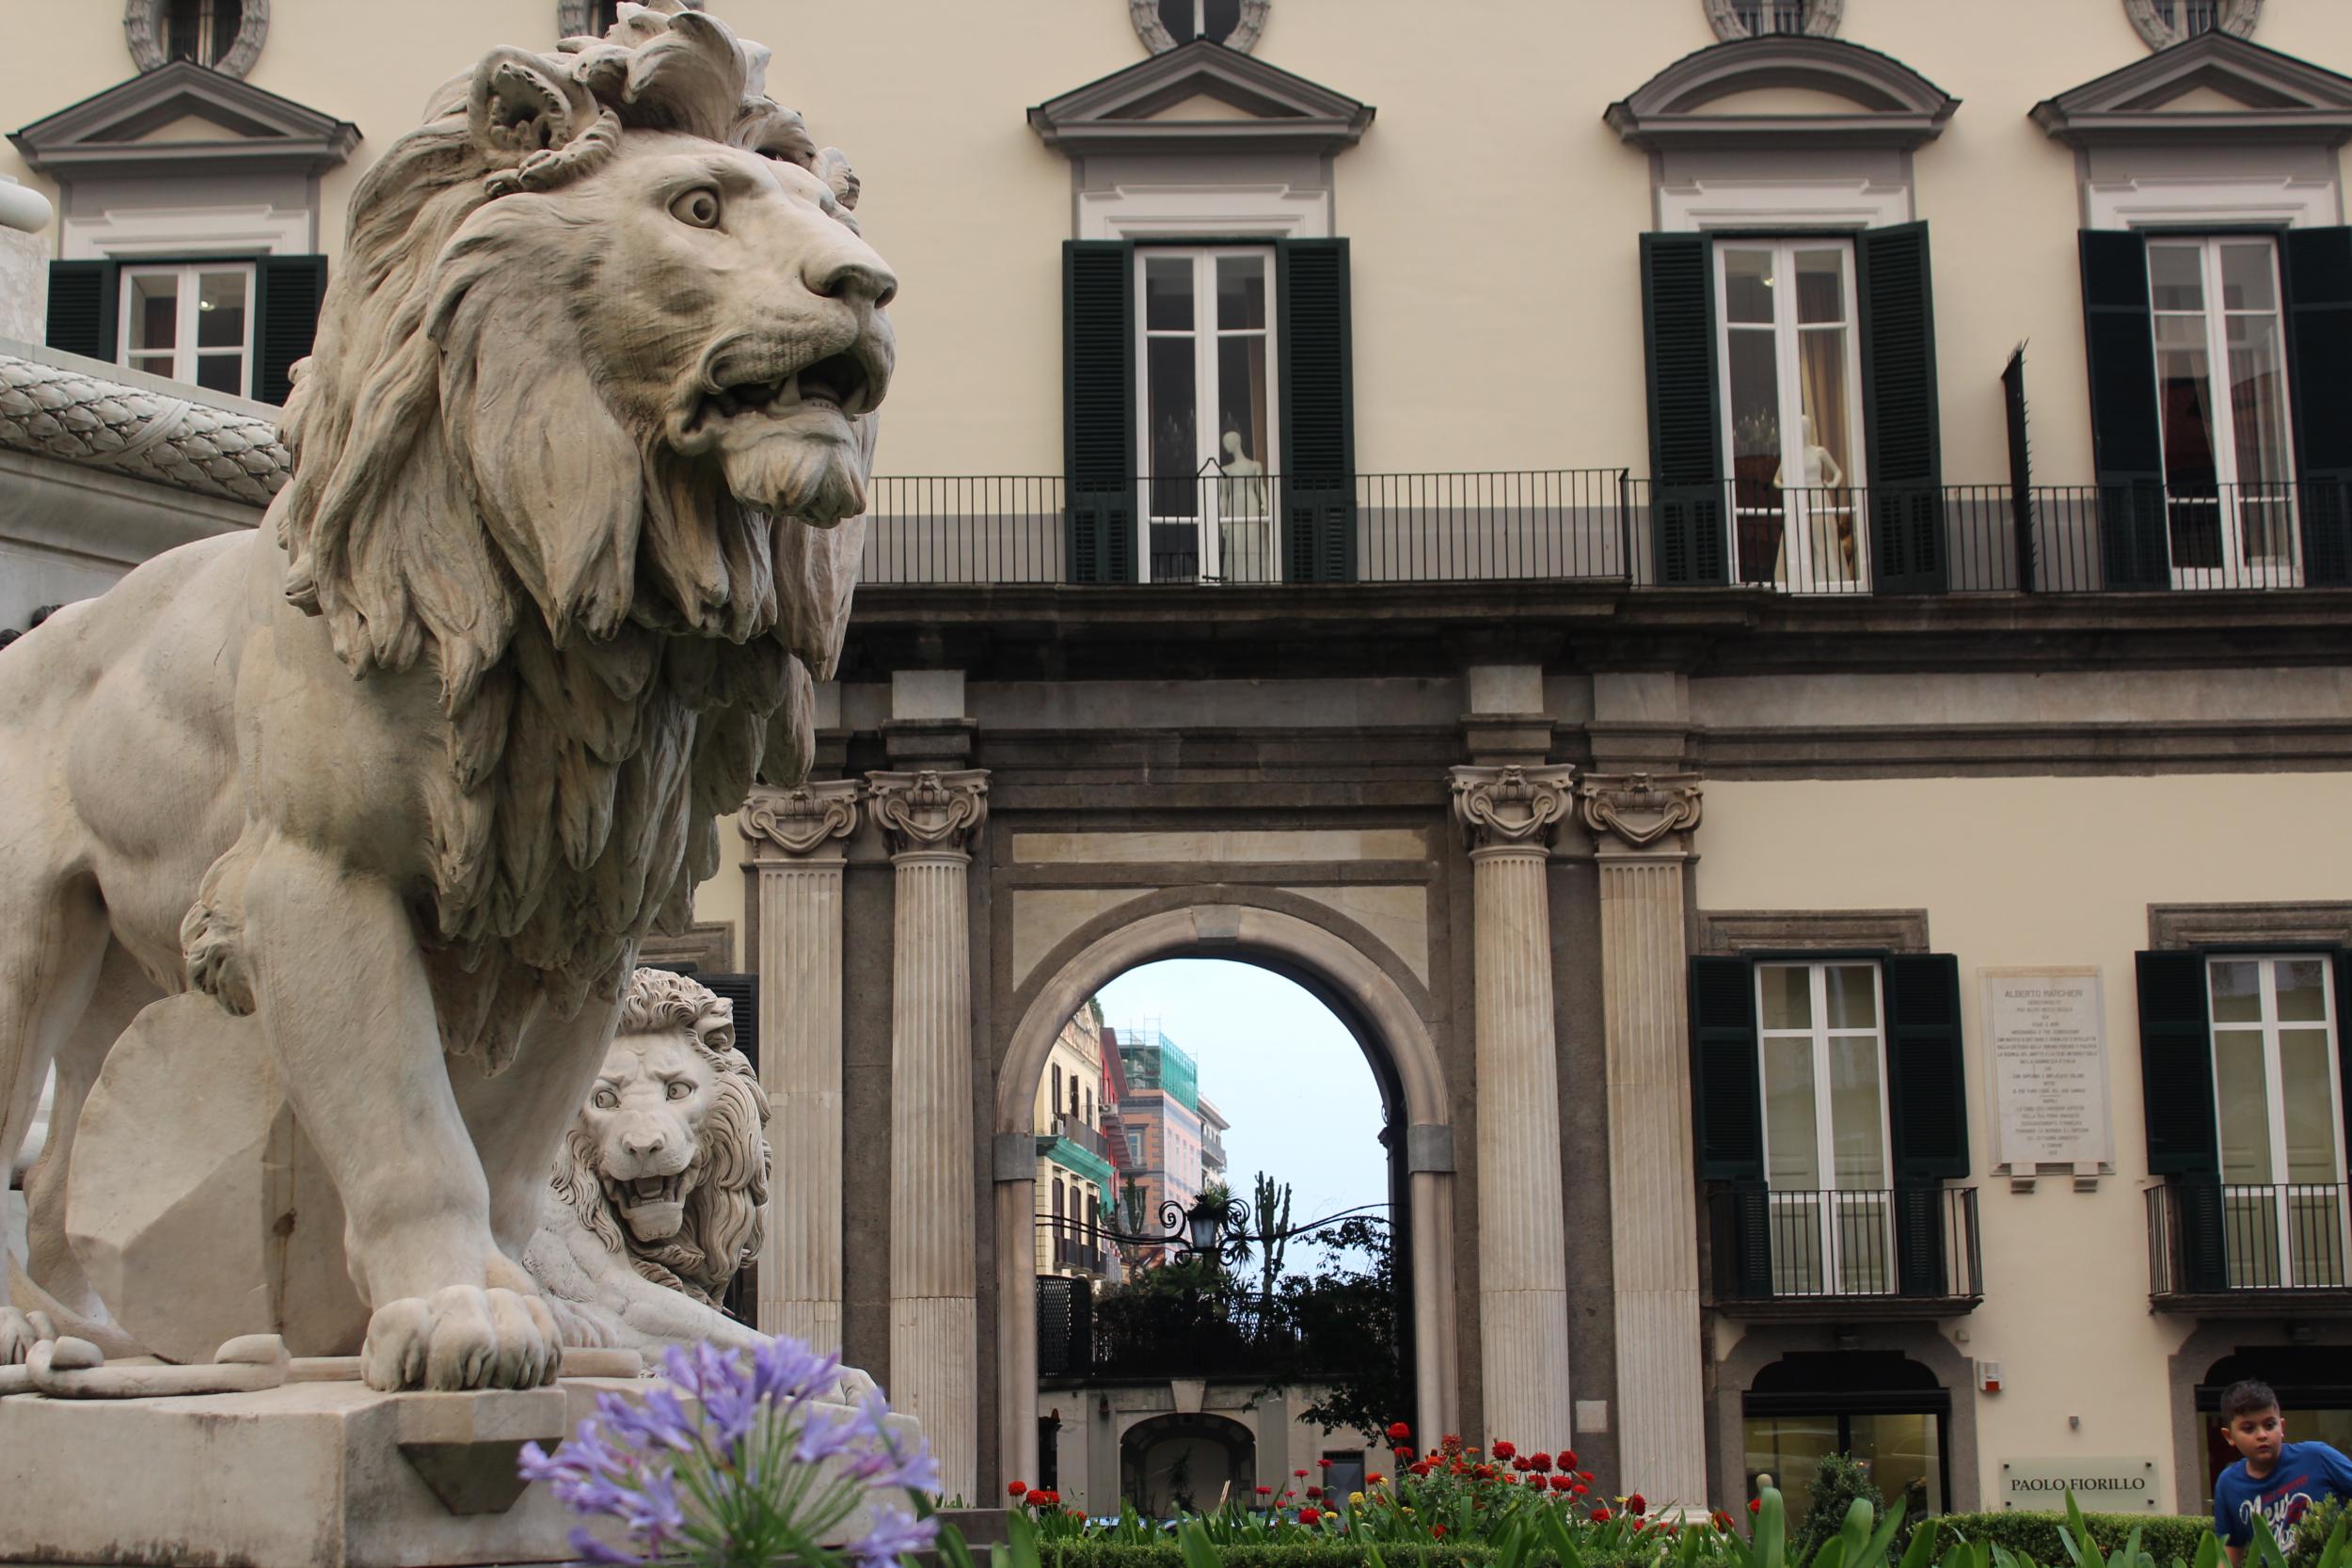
<box><xmin>518</xmin><ymin>1334</ymin><xmax>940</xmax><ymax>1568</ymax></box>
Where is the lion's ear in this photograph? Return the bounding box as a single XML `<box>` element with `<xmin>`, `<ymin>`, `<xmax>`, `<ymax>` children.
<box><xmin>469</xmin><ymin>48</ymin><xmax>588</xmax><ymax>163</ymax></box>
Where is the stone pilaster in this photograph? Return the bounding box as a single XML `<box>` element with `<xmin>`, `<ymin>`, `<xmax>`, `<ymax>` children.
<box><xmin>866</xmin><ymin>768</ymin><xmax>989</xmax><ymax>1502</ymax></box>
<box><xmin>739</xmin><ymin>780</ymin><xmax>862</xmax><ymax>1351</ymax></box>
<box><xmin>1449</xmin><ymin>763</ymin><xmax>1578</xmax><ymax>1450</ymax></box>
<box><xmin>1579</xmin><ymin>771</ymin><xmax>1708</xmax><ymax>1505</ymax></box>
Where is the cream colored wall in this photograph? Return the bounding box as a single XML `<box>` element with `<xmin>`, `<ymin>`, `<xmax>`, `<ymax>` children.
<box><xmin>1696</xmin><ymin>772</ymin><xmax>2352</xmax><ymax>1512</ymax></box>
<box><xmin>7</xmin><ymin>2</ymin><xmax>2345</xmax><ymax>483</ymax></box>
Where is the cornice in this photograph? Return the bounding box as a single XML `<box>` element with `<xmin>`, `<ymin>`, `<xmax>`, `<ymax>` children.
<box><xmin>1029</xmin><ymin>40</ymin><xmax>1373</xmax><ymax>160</ymax></box>
<box><xmin>1607</xmin><ymin>36</ymin><xmax>1958</xmax><ymax>152</ymax></box>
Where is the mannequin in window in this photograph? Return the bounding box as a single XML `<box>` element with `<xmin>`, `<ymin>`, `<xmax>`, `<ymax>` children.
<box><xmin>1772</xmin><ymin>415</ymin><xmax>1844</xmax><ymax>492</ymax></box>
<box><xmin>1217</xmin><ymin>428</ymin><xmax>1273</xmax><ymax>581</ymax></box>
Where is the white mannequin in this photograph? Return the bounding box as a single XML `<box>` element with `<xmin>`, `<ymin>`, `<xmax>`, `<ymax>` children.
<box><xmin>1217</xmin><ymin>429</ymin><xmax>1272</xmax><ymax>580</ymax></box>
<box><xmin>1772</xmin><ymin>414</ymin><xmax>1844</xmax><ymax>490</ymax></box>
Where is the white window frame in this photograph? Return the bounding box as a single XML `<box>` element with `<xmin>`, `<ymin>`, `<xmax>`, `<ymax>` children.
<box><xmin>1712</xmin><ymin>238</ymin><xmax>1871</xmax><ymax>594</ymax></box>
<box><xmin>1756</xmin><ymin>958</ymin><xmax>1895</xmax><ymax>1295</ymax></box>
<box><xmin>2146</xmin><ymin>235</ymin><xmax>2302</xmax><ymax>589</ymax></box>
<box><xmin>1134</xmin><ymin>245</ymin><xmax>1280</xmax><ymax>585</ymax></box>
<box><xmin>2206</xmin><ymin>953</ymin><xmax>2345</xmax><ymax>1289</ymax></box>
<box><xmin>117</xmin><ymin>261</ymin><xmax>257</xmax><ymax>399</ymax></box>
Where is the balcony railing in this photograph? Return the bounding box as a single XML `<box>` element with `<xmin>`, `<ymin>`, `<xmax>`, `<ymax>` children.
<box><xmin>1708</xmin><ymin>1185</ymin><xmax>1982</xmax><ymax>1317</ymax></box>
<box><xmin>1052</xmin><ymin>1235</ymin><xmax>1109</xmax><ymax>1275</ymax></box>
<box><xmin>2148</xmin><ymin>1180</ymin><xmax>2352</xmax><ymax>1311</ymax></box>
<box><xmin>1048</xmin><ymin>1117</ymin><xmax>1108</xmax><ymax>1161</ymax></box>
<box><xmin>855</xmin><ymin>474</ymin><xmax>2348</xmax><ymax>594</ymax></box>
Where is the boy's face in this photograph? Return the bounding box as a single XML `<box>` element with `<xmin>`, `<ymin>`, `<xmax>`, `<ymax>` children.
<box><xmin>2226</xmin><ymin>1406</ymin><xmax>2287</xmax><ymax>1470</ymax></box>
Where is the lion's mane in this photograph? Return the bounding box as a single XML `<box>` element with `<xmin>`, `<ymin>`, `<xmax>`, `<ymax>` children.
<box><xmin>549</xmin><ymin>968</ymin><xmax>770</xmax><ymax>1307</ymax></box>
<box><xmin>260</xmin><ymin>2</ymin><xmax>872</xmax><ymax>1046</ymax></box>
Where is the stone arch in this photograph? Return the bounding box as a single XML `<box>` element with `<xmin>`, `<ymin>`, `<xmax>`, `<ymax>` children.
<box><xmin>1120</xmin><ymin>1411</ymin><xmax>1259</xmax><ymax>1515</ymax></box>
<box><xmin>992</xmin><ymin>889</ymin><xmax>1458</xmax><ymax>1496</ymax></box>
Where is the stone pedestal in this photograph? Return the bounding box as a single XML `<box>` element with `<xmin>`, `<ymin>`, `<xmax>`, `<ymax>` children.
<box><xmin>740</xmin><ymin>780</ymin><xmax>862</xmax><ymax>1351</ymax></box>
<box><xmin>1581</xmin><ymin>772</ymin><xmax>1708</xmax><ymax>1505</ymax></box>
<box><xmin>1450</xmin><ymin>764</ymin><xmax>1577</xmax><ymax>1450</ymax></box>
<box><xmin>0</xmin><ymin>1376</ymin><xmax>919</xmax><ymax>1567</ymax></box>
<box><xmin>0</xmin><ymin>177</ymin><xmax>53</xmax><ymax>346</ymax></box>
<box><xmin>867</xmin><ymin>768</ymin><xmax>989</xmax><ymax>1503</ymax></box>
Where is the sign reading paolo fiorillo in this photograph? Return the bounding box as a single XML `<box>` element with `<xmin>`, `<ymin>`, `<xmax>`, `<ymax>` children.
<box><xmin>2000</xmin><ymin>1458</ymin><xmax>2162</xmax><ymax>1512</ymax></box>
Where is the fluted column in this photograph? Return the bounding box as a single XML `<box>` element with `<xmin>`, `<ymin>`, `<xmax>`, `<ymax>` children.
<box><xmin>1581</xmin><ymin>773</ymin><xmax>1708</xmax><ymax>1506</ymax></box>
<box><xmin>739</xmin><ymin>780</ymin><xmax>862</xmax><ymax>1350</ymax></box>
<box><xmin>866</xmin><ymin>768</ymin><xmax>989</xmax><ymax>1501</ymax></box>
<box><xmin>1450</xmin><ymin>764</ymin><xmax>1577</xmax><ymax>1451</ymax></box>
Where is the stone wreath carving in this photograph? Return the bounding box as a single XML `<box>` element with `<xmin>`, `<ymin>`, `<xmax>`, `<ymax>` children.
<box><xmin>124</xmin><ymin>0</ymin><xmax>271</xmax><ymax>77</ymax></box>
<box><xmin>866</xmin><ymin>769</ymin><xmax>990</xmax><ymax>856</ymax></box>
<box><xmin>1131</xmin><ymin>0</ymin><xmax>1270</xmax><ymax>54</ymax></box>
<box><xmin>0</xmin><ymin>353</ymin><xmax>290</xmax><ymax>507</ymax></box>
<box><xmin>741</xmin><ymin>779</ymin><xmax>862</xmax><ymax>859</ymax></box>
<box><xmin>0</xmin><ymin>1</ymin><xmax>895</xmax><ymax>1391</ymax></box>
<box><xmin>1450</xmin><ymin>764</ymin><xmax>1577</xmax><ymax>853</ymax></box>
<box><xmin>1704</xmin><ymin>0</ymin><xmax>1842</xmax><ymax>42</ymax></box>
<box><xmin>2123</xmin><ymin>0</ymin><xmax>2259</xmax><ymax>50</ymax></box>
<box><xmin>1578</xmin><ymin>772</ymin><xmax>1705</xmax><ymax>850</ymax></box>
<box><xmin>558</xmin><ymin>0</ymin><xmax>704</xmax><ymax>43</ymax></box>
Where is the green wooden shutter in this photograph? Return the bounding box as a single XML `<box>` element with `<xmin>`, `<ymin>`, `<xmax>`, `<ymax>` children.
<box><xmin>1858</xmin><ymin>224</ymin><xmax>1948</xmax><ymax>594</ymax></box>
<box><xmin>1643</xmin><ymin>233</ymin><xmax>1728</xmax><ymax>586</ymax></box>
<box><xmin>1064</xmin><ymin>240</ymin><xmax>1136</xmax><ymax>584</ymax></box>
<box><xmin>2080</xmin><ymin>230</ymin><xmax>2170</xmax><ymax>590</ymax></box>
<box><xmin>2282</xmin><ymin>228</ymin><xmax>2352</xmax><ymax>587</ymax></box>
<box><xmin>253</xmin><ymin>254</ymin><xmax>327</xmax><ymax>407</ymax></box>
<box><xmin>45</xmin><ymin>260</ymin><xmax>118</xmax><ymax>361</ymax></box>
<box><xmin>1690</xmin><ymin>956</ymin><xmax>1764</xmax><ymax>1181</ymax></box>
<box><xmin>1278</xmin><ymin>238</ymin><xmax>1356</xmax><ymax>583</ymax></box>
<box><xmin>1883</xmin><ymin>954</ymin><xmax>1967</xmax><ymax>1296</ymax></box>
<box><xmin>2137</xmin><ymin>950</ymin><xmax>2224</xmax><ymax>1293</ymax></box>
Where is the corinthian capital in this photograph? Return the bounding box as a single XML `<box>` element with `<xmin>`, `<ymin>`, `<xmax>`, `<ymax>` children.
<box><xmin>1449</xmin><ymin>764</ymin><xmax>1577</xmax><ymax>854</ymax></box>
<box><xmin>740</xmin><ymin>779</ymin><xmax>863</xmax><ymax>862</ymax></box>
<box><xmin>1577</xmin><ymin>771</ymin><xmax>1704</xmax><ymax>851</ymax></box>
<box><xmin>864</xmin><ymin>768</ymin><xmax>990</xmax><ymax>859</ymax></box>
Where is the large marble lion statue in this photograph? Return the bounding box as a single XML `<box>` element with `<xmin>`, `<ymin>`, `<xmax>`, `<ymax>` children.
<box><xmin>529</xmin><ymin>967</ymin><xmax>771</xmax><ymax>1352</ymax></box>
<box><xmin>0</xmin><ymin>1</ymin><xmax>892</xmax><ymax>1390</ymax></box>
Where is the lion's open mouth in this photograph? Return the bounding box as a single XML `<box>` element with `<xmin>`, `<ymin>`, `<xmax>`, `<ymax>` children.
<box><xmin>605</xmin><ymin>1171</ymin><xmax>691</xmax><ymax>1241</ymax></box>
<box><xmin>689</xmin><ymin>349</ymin><xmax>873</xmax><ymax>435</ymax></box>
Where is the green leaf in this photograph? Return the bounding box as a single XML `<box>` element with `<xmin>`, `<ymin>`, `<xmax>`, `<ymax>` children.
<box><xmin>1498</xmin><ymin>1514</ymin><xmax>1533</xmax><ymax>1568</ymax></box>
<box><xmin>1178</xmin><ymin>1519</ymin><xmax>1221</xmax><ymax>1568</ymax></box>
<box><xmin>1904</xmin><ymin>1521</ymin><xmax>1947</xmax><ymax>1568</ymax></box>
<box><xmin>1860</xmin><ymin>1505</ymin><xmax>1907</xmax><ymax>1568</ymax></box>
<box><xmin>2063</xmin><ymin>1492</ymin><xmax>2105</xmax><ymax>1568</ymax></box>
<box><xmin>2249</xmin><ymin>1514</ymin><xmax>2290</xmax><ymax>1568</ymax></box>
<box><xmin>935</xmin><ymin>1520</ymin><xmax>978</xmax><ymax>1568</ymax></box>
<box><xmin>2193</xmin><ymin>1534</ymin><xmax>2224</xmax><ymax>1568</ymax></box>
<box><xmin>1004</xmin><ymin>1505</ymin><xmax>1044</xmax><ymax>1568</ymax></box>
<box><xmin>1839</xmin><ymin>1497</ymin><xmax>1877</xmax><ymax>1565</ymax></box>
<box><xmin>1814</xmin><ymin>1538</ymin><xmax>1851</xmax><ymax>1568</ymax></box>
<box><xmin>1757</xmin><ymin>1487</ymin><xmax>1790</xmax><ymax>1568</ymax></box>
<box><xmin>1538</xmin><ymin>1502</ymin><xmax>1587</xmax><ymax>1568</ymax></box>
<box><xmin>2319</xmin><ymin>1517</ymin><xmax>2352</xmax><ymax>1568</ymax></box>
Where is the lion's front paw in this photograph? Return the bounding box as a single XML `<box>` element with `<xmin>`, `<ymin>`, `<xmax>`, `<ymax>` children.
<box><xmin>0</xmin><ymin>1307</ymin><xmax>55</xmax><ymax>1365</ymax></box>
<box><xmin>832</xmin><ymin>1363</ymin><xmax>880</xmax><ymax>1403</ymax></box>
<box><xmin>360</xmin><ymin>1286</ymin><xmax>560</xmax><ymax>1391</ymax></box>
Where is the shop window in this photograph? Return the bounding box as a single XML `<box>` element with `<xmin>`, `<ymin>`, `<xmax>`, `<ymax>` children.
<box><xmin>2195</xmin><ymin>1348</ymin><xmax>2352</xmax><ymax>1511</ymax></box>
<box><xmin>1744</xmin><ymin>1352</ymin><xmax>1947</xmax><ymax>1526</ymax></box>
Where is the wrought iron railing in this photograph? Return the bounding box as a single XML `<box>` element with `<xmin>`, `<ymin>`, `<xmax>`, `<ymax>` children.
<box><xmin>1708</xmin><ymin>1185</ymin><xmax>1982</xmax><ymax>1305</ymax></box>
<box><xmin>855</xmin><ymin>474</ymin><xmax>2346</xmax><ymax>594</ymax></box>
<box><xmin>2148</xmin><ymin>1180</ymin><xmax>2352</xmax><ymax>1297</ymax></box>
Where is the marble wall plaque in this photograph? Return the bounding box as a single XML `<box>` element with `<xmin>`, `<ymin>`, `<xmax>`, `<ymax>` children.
<box><xmin>1983</xmin><ymin>967</ymin><xmax>2113</xmax><ymax>1174</ymax></box>
<box><xmin>1999</xmin><ymin>1456</ymin><xmax>2161</xmax><ymax>1512</ymax></box>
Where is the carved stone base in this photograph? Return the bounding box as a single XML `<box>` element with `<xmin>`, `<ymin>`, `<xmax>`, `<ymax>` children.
<box><xmin>0</xmin><ymin>1375</ymin><xmax>922</xmax><ymax>1567</ymax></box>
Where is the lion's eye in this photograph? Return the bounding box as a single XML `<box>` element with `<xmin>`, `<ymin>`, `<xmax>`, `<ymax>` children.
<box><xmin>593</xmin><ymin>1089</ymin><xmax>618</xmax><ymax>1111</ymax></box>
<box><xmin>671</xmin><ymin>187</ymin><xmax>722</xmax><ymax>230</ymax></box>
<box><xmin>666</xmin><ymin>1081</ymin><xmax>691</xmax><ymax>1101</ymax></box>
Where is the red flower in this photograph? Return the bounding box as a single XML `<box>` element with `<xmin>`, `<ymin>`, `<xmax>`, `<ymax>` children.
<box><xmin>1629</xmin><ymin>1495</ymin><xmax>1647</xmax><ymax>1517</ymax></box>
<box><xmin>1591</xmin><ymin>1507</ymin><xmax>1613</xmax><ymax>1524</ymax></box>
<box><xmin>1368</xmin><ymin>1476</ymin><xmax>1385</xmax><ymax>1487</ymax></box>
<box><xmin>1387</xmin><ymin>1421</ymin><xmax>1412</xmax><ymax>1441</ymax></box>
<box><xmin>1295</xmin><ymin>1469</ymin><xmax>1310</xmax><ymax>1479</ymax></box>
<box><xmin>1299</xmin><ymin>1508</ymin><xmax>1324</xmax><ymax>1526</ymax></box>
<box><xmin>1431</xmin><ymin>1526</ymin><xmax>1447</xmax><ymax>1540</ymax></box>
<box><xmin>1307</xmin><ymin>1487</ymin><xmax>1323</xmax><ymax>1500</ymax></box>
<box><xmin>1549</xmin><ymin>1476</ymin><xmax>1575</xmax><ymax>1494</ymax></box>
<box><xmin>1560</xmin><ymin>1449</ymin><xmax>1578</xmax><ymax>1469</ymax></box>
<box><xmin>1409</xmin><ymin>1461</ymin><xmax>1432</xmax><ymax>1478</ymax></box>
<box><xmin>1512</xmin><ymin>1458</ymin><xmax>1531</xmax><ymax>1472</ymax></box>
<box><xmin>1317</xmin><ymin>1458</ymin><xmax>1333</xmax><ymax>1469</ymax></box>
<box><xmin>1572</xmin><ymin>1484</ymin><xmax>1589</xmax><ymax>1497</ymax></box>
<box><xmin>1025</xmin><ymin>1490</ymin><xmax>1051</xmax><ymax>1507</ymax></box>
<box><xmin>1491</xmin><ymin>1440</ymin><xmax>1517</xmax><ymax>1461</ymax></box>
<box><xmin>1256</xmin><ymin>1486</ymin><xmax>1274</xmax><ymax>1497</ymax></box>
<box><xmin>1713</xmin><ymin>1513</ymin><xmax>1735</xmax><ymax>1530</ymax></box>
<box><xmin>1008</xmin><ymin>1481</ymin><xmax>1028</xmax><ymax>1497</ymax></box>
<box><xmin>1474</xmin><ymin>1465</ymin><xmax>1495</xmax><ymax>1481</ymax></box>
<box><xmin>1440</xmin><ymin>1434</ymin><xmax>1463</xmax><ymax>1454</ymax></box>
<box><xmin>1578</xmin><ymin>1471</ymin><xmax>1595</xmax><ymax>1483</ymax></box>
<box><xmin>1393</xmin><ymin>1446</ymin><xmax>1414</xmax><ymax>1463</ymax></box>
<box><xmin>1041</xmin><ymin>1492</ymin><xmax>1060</xmax><ymax>1506</ymax></box>
<box><xmin>1528</xmin><ymin>1452</ymin><xmax>1553</xmax><ymax>1473</ymax></box>
<box><xmin>1750</xmin><ymin>1498</ymin><xmax>1762</xmax><ymax>1514</ymax></box>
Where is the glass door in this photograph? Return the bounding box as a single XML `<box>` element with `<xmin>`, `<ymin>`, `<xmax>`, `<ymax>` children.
<box><xmin>1757</xmin><ymin>961</ymin><xmax>1893</xmax><ymax>1294</ymax></box>
<box><xmin>119</xmin><ymin>262</ymin><xmax>255</xmax><ymax>397</ymax></box>
<box><xmin>2148</xmin><ymin>238</ymin><xmax>2300</xmax><ymax>587</ymax></box>
<box><xmin>2208</xmin><ymin>956</ymin><xmax>2344</xmax><ymax>1288</ymax></box>
<box><xmin>1138</xmin><ymin>248</ymin><xmax>1278</xmax><ymax>583</ymax></box>
<box><xmin>1716</xmin><ymin>240</ymin><xmax>1867</xmax><ymax>593</ymax></box>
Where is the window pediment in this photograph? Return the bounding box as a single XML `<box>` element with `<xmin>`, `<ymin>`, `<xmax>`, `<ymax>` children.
<box><xmin>1607</xmin><ymin>37</ymin><xmax>1958</xmax><ymax>152</ymax></box>
<box><xmin>2032</xmin><ymin>32</ymin><xmax>2352</xmax><ymax>149</ymax></box>
<box><xmin>1029</xmin><ymin>40</ymin><xmax>1372</xmax><ymax>158</ymax></box>
<box><xmin>12</xmin><ymin>61</ymin><xmax>358</xmax><ymax>178</ymax></box>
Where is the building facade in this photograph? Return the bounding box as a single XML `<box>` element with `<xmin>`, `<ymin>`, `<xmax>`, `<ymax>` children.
<box><xmin>4</xmin><ymin>0</ymin><xmax>2352</xmax><ymax>1523</ymax></box>
<box><xmin>1036</xmin><ymin>1004</ymin><xmax>1118</xmax><ymax>1281</ymax></box>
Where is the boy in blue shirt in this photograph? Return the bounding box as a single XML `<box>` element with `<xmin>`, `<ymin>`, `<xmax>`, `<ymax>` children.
<box><xmin>2214</xmin><ymin>1380</ymin><xmax>2352</xmax><ymax>1563</ymax></box>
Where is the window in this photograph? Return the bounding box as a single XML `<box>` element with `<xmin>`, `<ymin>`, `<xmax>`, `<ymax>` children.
<box><xmin>1757</xmin><ymin>961</ymin><xmax>1893</xmax><ymax>1295</ymax></box>
<box><xmin>2148</xmin><ymin>238</ymin><xmax>2300</xmax><ymax>585</ymax></box>
<box><xmin>1127</xmin><ymin>1129</ymin><xmax>1146</xmax><ymax>1164</ymax></box>
<box><xmin>119</xmin><ymin>263</ymin><xmax>254</xmax><ymax>397</ymax></box>
<box><xmin>1131</xmin><ymin>0</ymin><xmax>1270</xmax><ymax>55</ymax></box>
<box><xmin>1704</xmin><ymin>0</ymin><xmax>1840</xmax><ymax>40</ymax></box>
<box><xmin>2124</xmin><ymin>0</ymin><xmax>2262</xmax><ymax>50</ymax></box>
<box><xmin>2207</xmin><ymin>955</ymin><xmax>2344</xmax><ymax>1288</ymax></box>
<box><xmin>1140</xmin><ymin>247</ymin><xmax>1279</xmax><ymax>583</ymax></box>
<box><xmin>1321</xmin><ymin>1450</ymin><xmax>1367</xmax><ymax>1499</ymax></box>
<box><xmin>1718</xmin><ymin>241</ymin><xmax>1867</xmax><ymax>593</ymax></box>
<box><xmin>1743</xmin><ymin>1352</ymin><xmax>1948</xmax><ymax>1528</ymax></box>
<box><xmin>163</xmin><ymin>0</ymin><xmax>243</xmax><ymax>65</ymax></box>
<box><xmin>1052</xmin><ymin>1064</ymin><xmax>1062</xmax><ymax>1118</ymax></box>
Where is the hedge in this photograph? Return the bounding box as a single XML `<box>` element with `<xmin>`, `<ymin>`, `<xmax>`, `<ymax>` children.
<box><xmin>1037</xmin><ymin>1545</ymin><xmax>1660</xmax><ymax>1568</ymax></box>
<box><xmin>1931</xmin><ymin>1512</ymin><xmax>2213</xmax><ymax>1563</ymax></box>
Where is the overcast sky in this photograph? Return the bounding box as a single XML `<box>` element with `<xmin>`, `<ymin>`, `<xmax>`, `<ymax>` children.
<box><xmin>1095</xmin><ymin>958</ymin><xmax>1390</xmax><ymax>1266</ymax></box>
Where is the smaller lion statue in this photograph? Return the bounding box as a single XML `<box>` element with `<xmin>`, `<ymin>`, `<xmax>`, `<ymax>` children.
<box><xmin>527</xmin><ymin>968</ymin><xmax>777</xmax><ymax>1355</ymax></box>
